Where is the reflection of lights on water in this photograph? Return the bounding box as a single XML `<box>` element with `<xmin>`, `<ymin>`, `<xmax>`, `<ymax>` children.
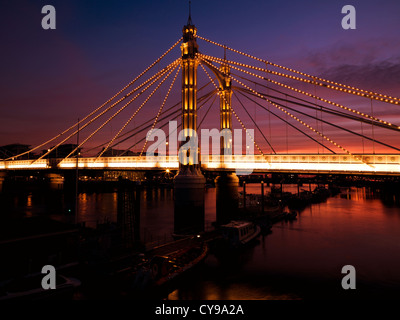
<box><xmin>27</xmin><ymin>194</ymin><xmax>32</xmax><ymax>207</ymax></box>
<box><xmin>26</xmin><ymin>193</ymin><xmax>33</xmax><ymax>217</ymax></box>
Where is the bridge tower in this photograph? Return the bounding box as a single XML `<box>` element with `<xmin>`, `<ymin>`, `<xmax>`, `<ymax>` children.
<box><xmin>201</xmin><ymin>55</ymin><xmax>240</xmax><ymax>224</ymax></box>
<box><xmin>215</xmin><ymin>63</ymin><xmax>239</xmax><ymax>225</ymax></box>
<box><xmin>173</xmin><ymin>16</ymin><xmax>206</xmax><ymax>235</ymax></box>
<box><xmin>218</xmin><ymin>63</ymin><xmax>233</xmax><ymax>153</ymax></box>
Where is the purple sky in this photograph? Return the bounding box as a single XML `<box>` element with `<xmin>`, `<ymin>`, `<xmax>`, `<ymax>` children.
<box><xmin>1</xmin><ymin>0</ymin><xmax>399</xmax><ymax>155</ymax></box>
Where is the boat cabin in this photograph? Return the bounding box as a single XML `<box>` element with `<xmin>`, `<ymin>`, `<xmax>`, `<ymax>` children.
<box><xmin>221</xmin><ymin>221</ymin><xmax>259</xmax><ymax>246</ymax></box>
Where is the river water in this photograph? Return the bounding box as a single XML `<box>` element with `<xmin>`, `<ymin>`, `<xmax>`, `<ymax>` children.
<box><xmin>3</xmin><ymin>184</ymin><xmax>400</xmax><ymax>299</ymax></box>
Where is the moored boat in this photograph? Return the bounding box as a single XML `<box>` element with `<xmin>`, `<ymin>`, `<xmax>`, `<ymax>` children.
<box><xmin>220</xmin><ymin>221</ymin><xmax>261</xmax><ymax>247</ymax></box>
<box><xmin>131</xmin><ymin>241</ymin><xmax>208</xmax><ymax>293</ymax></box>
<box><xmin>287</xmin><ymin>190</ymin><xmax>313</xmax><ymax>209</ymax></box>
<box><xmin>311</xmin><ymin>186</ymin><xmax>331</xmax><ymax>203</ymax></box>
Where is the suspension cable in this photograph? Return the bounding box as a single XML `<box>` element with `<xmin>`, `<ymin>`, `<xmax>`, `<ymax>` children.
<box><xmin>240</xmin><ymin>87</ymin><xmax>400</xmax><ymax>151</ymax></box>
<box><xmin>32</xmin><ymin>58</ymin><xmax>181</xmax><ymax>163</ymax></box>
<box><xmin>196</xmin><ymin>36</ymin><xmax>400</xmax><ymax>104</ymax></box>
<box><xmin>63</xmin><ymin>60</ymin><xmax>180</xmax><ymax>160</ymax></box>
<box><xmin>109</xmin><ymin>82</ymin><xmax>215</xmax><ymax>155</ymax></box>
<box><xmin>233</xmin><ymin>91</ymin><xmax>276</xmax><ymax>154</ymax></box>
<box><xmin>139</xmin><ymin>65</ymin><xmax>181</xmax><ymax>158</ymax></box>
<box><xmin>84</xmin><ymin>105</ymin><xmax>181</xmax><ymax>155</ymax></box>
<box><xmin>8</xmin><ymin>38</ymin><xmax>183</xmax><ymax>161</ymax></box>
<box><xmin>120</xmin><ymin>113</ymin><xmax>182</xmax><ymax>156</ymax></box>
<box><xmin>106</xmin><ymin>81</ymin><xmax>214</xmax><ymax>152</ymax></box>
<box><xmin>199</xmin><ymin>54</ymin><xmax>399</xmax><ymax>129</ymax></box>
<box><xmin>233</xmin><ymin>78</ymin><xmax>399</xmax><ymax>132</ymax></box>
<box><xmin>119</xmin><ymin>90</ymin><xmax>216</xmax><ymax>155</ymax></box>
<box><xmin>116</xmin><ymin>90</ymin><xmax>216</xmax><ymax>155</ymax></box>
<box><xmin>228</xmin><ymin>72</ymin><xmax>366</xmax><ymax>164</ymax></box>
<box><xmin>199</xmin><ymin>59</ymin><xmax>267</xmax><ymax>160</ymax></box>
<box><xmin>96</xmin><ymin>62</ymin><xmax>181</xmax><ymax>159</ymax></box>
<box><xmin>197</xmin><ymin>94</ymin><xmax>218</xmax><ymax>130</ymax></box>
<box><xmin>371</xmin><ymin>98</ymin><xmax>376</xmax><ymax>154</ymax></box>
<box><xmin>236</xmin><ymin>90</ymin><xmax>335</xmax><ymax>153</ymax></box>
<box><xmin>245</xmin><ymin>90</ymin><xmax>400</xmax><ymax>152</ymax></box>
<box><xmin>121</xmin><ymin>89</ymin><xmax>216</xmax><ymax>156</ymax></box>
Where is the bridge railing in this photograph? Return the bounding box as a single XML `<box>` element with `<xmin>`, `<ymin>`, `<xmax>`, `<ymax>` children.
<box><xmin>0</xmin><ymin>159</ymin><xmax>49</xmax><ymax>170</ymax></box>
<box><xmin>200</xmin><ymin>154</ymin><xmax>400</xmax><ymax>165</ymax></box>
<box><xmin>200</xmin><ymin>154</ymin><xmax>400</xmax><ymax>174</ymax></box>
<box><xmin>263</xmin><ymin>154</ymin><xmax>400</xmax><ymax>164</ymax></box>
<box><xmin>1</xmin><ymin>154</ymin><xmax>400</xmax><ymax>174</ymax></box>
<box><xmin>57</xmin><ymin>156</ymin><xmax>180</xmax><ymax>169</ymax></box>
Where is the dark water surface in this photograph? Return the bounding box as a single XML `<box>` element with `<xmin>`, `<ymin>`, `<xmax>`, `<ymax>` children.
<box><xmin>3</xmin><ymin>184</ymin><xmax>400</xmax><ymax>299</ymax></box>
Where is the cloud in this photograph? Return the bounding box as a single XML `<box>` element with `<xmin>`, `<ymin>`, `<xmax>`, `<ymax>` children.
<box><xmin>284</xmin><ymin>37</ymin><xmax>400</xmax><ymax>94</ymax></box>
<box><xmin>318</xmin><ymin>58</ymin><xmax>400</xmax><ymax>93</ymax></box>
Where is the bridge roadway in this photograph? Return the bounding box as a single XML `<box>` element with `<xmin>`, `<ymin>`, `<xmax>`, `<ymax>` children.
<box><xmin>2</xmin><ymin>154</ymin><xmax>400</xmax><ymax>175</ymax></box>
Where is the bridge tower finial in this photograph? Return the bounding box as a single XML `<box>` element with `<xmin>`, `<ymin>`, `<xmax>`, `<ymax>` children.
<box><xmin>187</xmin><ymin>0</ymin><xmax>193</xmax><ymax>25</ymax></box>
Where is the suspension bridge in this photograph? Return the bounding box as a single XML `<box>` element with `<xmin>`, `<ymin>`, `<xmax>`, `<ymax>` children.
<box><xmin>1</xmin><ymin>16</ymin><xmax>400</xmax><ymax>177</ymax></box>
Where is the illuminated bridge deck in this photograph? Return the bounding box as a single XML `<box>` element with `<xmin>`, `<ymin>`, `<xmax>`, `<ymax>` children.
<box><xmin>2</xmin><ymin>154</ymin><xmax>400</xmax><ymax>175</ymax></box>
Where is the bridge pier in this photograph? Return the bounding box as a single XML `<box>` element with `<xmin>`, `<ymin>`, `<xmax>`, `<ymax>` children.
<box><xmin>46</xmin><ymin>173</ymin><xmax>64</xmax><ymax>191</ymax></box>
<box><xmin>0</xmin><ymin>172</ymin><xmax>6</xmax><ymax>193</ymax></box>
<box><xmin>174</xmin><ymin>170</ymin><xmax>206</xmax><ymax>235</ymax></box>
<box><xmin>215</xmin><ymin>172</ymin><xmax>239</xmax><ymax>225</ymax></box>
<box><xmin>117</xmin><ymin>180</ymin><xmax>141</xmax><ymax>248</ymax></box>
